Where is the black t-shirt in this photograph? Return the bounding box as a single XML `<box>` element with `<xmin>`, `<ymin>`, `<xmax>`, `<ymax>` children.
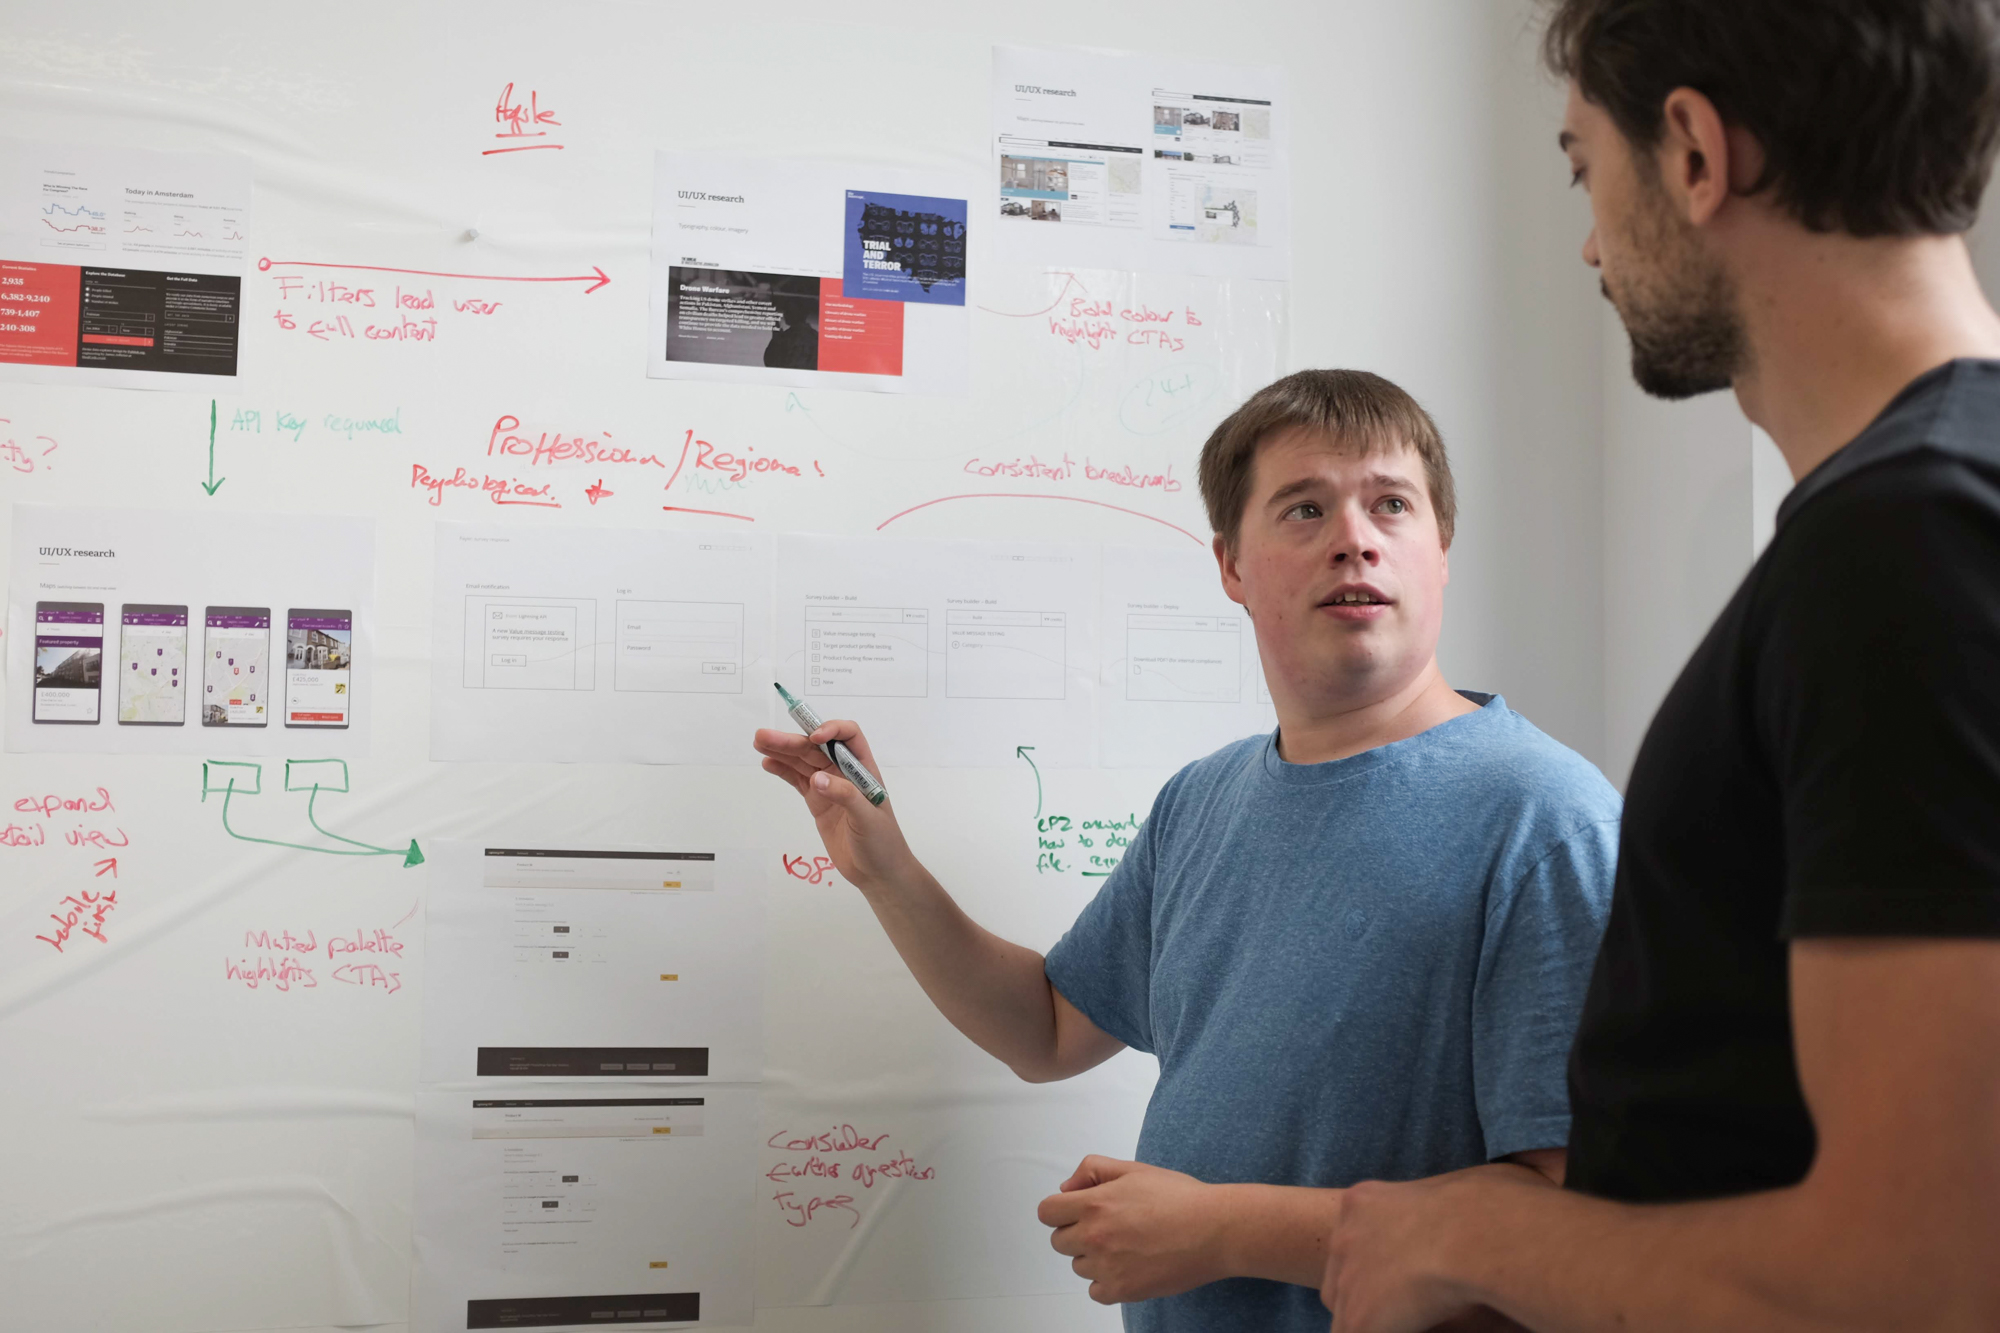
<box><xmin>1567</xmin><ymin>359</ymin><xmax>2000</xmax><ymax>1203</ymax></box>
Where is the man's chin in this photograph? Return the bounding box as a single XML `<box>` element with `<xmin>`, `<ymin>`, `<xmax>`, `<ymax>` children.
<box><xmin>1631</xmin><ymin>347</ymin><xmax>1735</xmax><ymax>400</ymax></box>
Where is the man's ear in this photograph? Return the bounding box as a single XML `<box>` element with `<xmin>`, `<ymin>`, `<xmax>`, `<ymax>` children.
<box><xmin>1656</xmin><ymin>86</ymin><xmax>1734</xmax><ymax>227</ymax></box>
<box><xmin>1214</xmin><ymin>533</ymin><xmax>1249</xmax><ymax>611</ymax></box>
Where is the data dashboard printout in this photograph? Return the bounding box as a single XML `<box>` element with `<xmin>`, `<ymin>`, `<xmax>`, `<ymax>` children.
<box><xmin>0</xmin><ymin>139</ymin><xmax>250</xmax><ymax>389</ymax></box>
<box><xmin>6</xmin><ymin>503</ymin><xmax>375</xmax><ymax>756</ymax></box>
<box><xmin>1098</xmin><ymin>543</ymin><xmax>1275</xmax><ymax>767</ymax></box>
<box><xmin>421</xmin><ymin>843</ymin><xmax>764</xmax><ymax>1085</ymax></box>
<box><xmin>774</xmin><ymin>534</ymin><xmax>1098</xmax><ymax>769</ymax></box>
<box><xmin>414</xmin><ymin>1084</ymin><xmax>758</xmax><ymax>1331</ymax></box>
<box><xmin>992</xmin><ymin>45</ymin><xmax>1289</xmax><ymax>279</ymax></box>
<box><xmin>430</xmin><ymin>524</ymin><xmax>774</xmax><ymax>763</ymax></box>
<box><xmin>649</xmin><ymin>152</ymin><xmax>970</xmax><ymax>396</ymax></box>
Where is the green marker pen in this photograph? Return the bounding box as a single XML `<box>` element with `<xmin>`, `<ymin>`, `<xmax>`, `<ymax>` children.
<box><xmin>774</xmin><ymin>682</ymin><xmax>888</xmax><ymax>806</ymax></box>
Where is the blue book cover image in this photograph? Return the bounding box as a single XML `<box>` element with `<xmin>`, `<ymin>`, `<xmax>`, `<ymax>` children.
<box><xmin>843</xmin><ymin>190</ymin><xmax>967</xmax><ymax>305</ymax></box>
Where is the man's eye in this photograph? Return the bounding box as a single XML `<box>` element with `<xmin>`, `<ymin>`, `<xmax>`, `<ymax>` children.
<box><xmin>1376</xmin><ymin>497</ymin><xmax>1408</xmax><ymax>515</ymax></box>
<box><xmin>1282</xmin><ymin>501</ymin><xmax>1322</xmax><ymax>521</ymax></box>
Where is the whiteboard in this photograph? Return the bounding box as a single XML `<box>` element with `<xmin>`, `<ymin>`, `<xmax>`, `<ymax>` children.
<box><xmin>0</xmin><ymin>1</ymin><xmax>1599</xmax><ymax>1330</ymax></box>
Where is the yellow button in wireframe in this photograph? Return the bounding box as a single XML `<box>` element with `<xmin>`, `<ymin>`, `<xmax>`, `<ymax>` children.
<box><xmin>652</xmin><ymin>1126</ymin><xmax>672</xmax><ymax>1134</ymax></box>
<box><xmin>649</xmin><ymin>1261</ymin><xmax>670</xmax><ymax>1269</ymax></box>
<box><xmin>660</xmin><ymin>973</ymin><xmax>679</xmax><ymax>981</ymax></box>
<box><xmin>661</xmin><ymin>880</ymin><xmax>681</xmax><ymax>888</ymax></box>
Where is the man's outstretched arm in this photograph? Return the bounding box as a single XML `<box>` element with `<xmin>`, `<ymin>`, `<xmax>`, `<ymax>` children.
<box><xmin>1036</xmin><ymin>1150</ymin><xmax>1564</xmax><ymax>1302</ymax></box>
<box><xmin>1320</xmin><ymin>937</ymin><xmax>2000</xmax><ymax>1333</ymax></box>
<box><xmin>755</xmin><ymin>719</ymin><xmax>1124</xmax><ymax>1083</ymax></box>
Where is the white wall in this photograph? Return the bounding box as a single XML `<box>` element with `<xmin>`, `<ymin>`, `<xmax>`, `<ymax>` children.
<box><xmin>0</xmin><ymin>4</ymin><xmax>1623</xmax><ymax>1332</ymax></box>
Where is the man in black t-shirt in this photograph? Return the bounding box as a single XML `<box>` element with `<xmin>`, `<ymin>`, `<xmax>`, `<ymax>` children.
<box><xmin>1316</xmin><ymin>3</ymin><xmax>2000</xmax><ymax>1330</ymax></box>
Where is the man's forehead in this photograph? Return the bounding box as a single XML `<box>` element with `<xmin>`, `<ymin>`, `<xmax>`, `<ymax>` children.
<box><xmin>1253</xmin><ymin>426</ymin><xmax>1423</xmax><ymax>486</ymax></box>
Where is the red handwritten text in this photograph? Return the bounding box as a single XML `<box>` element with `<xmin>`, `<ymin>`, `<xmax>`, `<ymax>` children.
<box><xmin>35</xmin><ymin>888</ymin><xmax>116</xmax><ymax>952</ymax></box>
<box><xmin>766</xmin><ymin>1125</ymin><xmax>937</xmax><ymax>1230</ymax></box>
<box><xmin>782</xmin><ymin>853</ymin><xmax>837</xmax><ymax>885</ymax></box>
<box><xmin>488</xmin><ymin>416</ymin><xmax>667</xmax><ymax>470</ymax></box>
<box><xmin>490</xmin><ymin>83</ymin><xmax>563</xmax><ymax>155</ymax></box>
<box><xmin>225</xmin><ymin>955</ymin><xmax>317</xmax><ymax>991</ymax></box>
<box><xmin>412</xmin><ymin>463</ymin><xmax>561</xmax><ymax>508</ymax></box>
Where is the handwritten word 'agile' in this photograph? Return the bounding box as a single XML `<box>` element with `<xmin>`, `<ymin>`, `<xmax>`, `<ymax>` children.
<box><xmin>766</xmin><ymin>1125</ymin><xmax>937</xmax><ymax>1229</ymax></box>
<box><xmin>962</xmin><ymin>453</ymin><xmax>1183</xmax><ymax>494</ymax></box>
<box><xmin>489</xmin><ymin>83</ymin><xmax>563</xmax><ymax>155</ymax></box>
<box><xmin>1</xmin><ymin>417</ymin><xmax>59</xmax><ymax>475</ymax></box>
<box><xmin>1045</xmin><ymin>299</ymin><xmax>1203</xmax><ymax>352</ymax></box>
<box><xmin>488</xmin><ymin>416</ymin><xmax>667</xmax><ymax>470</ymax></box>
<box><xmin>35</xmin><ymin>888</ymin><xmax>116</xmax><ymax>953</ymax></box>
<box><xmin>412</xmin><ymin>463</ymin><xmax>561</xmax><ymax>509</ymax></box>
<box><xmin>781</xmin><ymin>853</ymin><xmax>836</xmax><ymax>885</ymax></box>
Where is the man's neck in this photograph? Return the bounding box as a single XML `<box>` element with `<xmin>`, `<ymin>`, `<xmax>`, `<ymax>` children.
<box><xmin>1273</xmin><ymin>660</ymin><xmax>1479</xmax><ymax>766</ymax></box>
<box><xmin>1730</xmin><ymin>230</ymin><xmax>2000</xmax><ymax>481</ymax></box>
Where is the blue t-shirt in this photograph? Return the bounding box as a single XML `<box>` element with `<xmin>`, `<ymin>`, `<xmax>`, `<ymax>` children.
<box><xmin>1043</xmin><ymin>693</ymin><xmax>1620</xmax><ymax>1333</ymax></box>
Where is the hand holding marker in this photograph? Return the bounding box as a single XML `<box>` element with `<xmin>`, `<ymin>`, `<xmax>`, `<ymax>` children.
<box><xmin>775</xmin><ymin>683</ymin><xmax>888</xmax><ymax>806</ymax></box>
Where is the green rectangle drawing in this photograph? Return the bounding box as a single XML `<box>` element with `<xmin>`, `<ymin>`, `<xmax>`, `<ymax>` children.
<box><xmin>285</xmin><ymin>758</ymin><xmax>350</xmax><ymax>793</ymax></box>
<box><xmin>202</xmin><ymin>760</ymin><xmax>263</xmax><ymax>799</ymax></box>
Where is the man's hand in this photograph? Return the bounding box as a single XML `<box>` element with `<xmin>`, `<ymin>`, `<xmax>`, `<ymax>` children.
<box><xmin>1319</xmin><ymin>1173</ymin><xmax>1509</xmax><ymax>1333</ymax></box>
<box><xmin>1038</xmin><ymin>1156</ymin><xmax>1229</xmax><ymax>1304</ymax></box>
<box><xmin>754</xmin><ymin>719</ymin><xmax>916</xmax><ymax>894</ymax></box>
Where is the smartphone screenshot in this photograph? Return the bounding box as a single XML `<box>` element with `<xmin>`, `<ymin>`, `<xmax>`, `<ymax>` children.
<box><xmin>202</xmin><ymin>606</ymin><xmax>270</xmax><ymax>727</ymax></box>
<box><xmin>118</xmin><ymin>604</ymin><xmax>189</xmax><ymax>725</ymax></box>
<box><xmin>32</xmin><ymin>601</ymin><xmax>104</xmax><ymax>724</ymax></box>
<box><xmin>284</xmin><ymin>608</ymin><xmax>352</xmax><ymax>729</ymax></box>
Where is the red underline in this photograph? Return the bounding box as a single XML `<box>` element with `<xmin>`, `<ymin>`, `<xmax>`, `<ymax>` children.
<box><xmin>876</xmin><ymin>493</ymin><xmax>1203</xmax><ymax>544</ymax></box>
<box><xmin>482</xmin><ymin>145</ymin><xmax>565</xmax><ymax>155</ymax></box>
<box><xmin>663</xmin><ymin>505</ymin><xmax>755</xmax><ymax>522</ymax></box>
<box><xmin>494</xmin><ymin>499</ymin><xmax>561</xmax><ymax>508</ymax></box>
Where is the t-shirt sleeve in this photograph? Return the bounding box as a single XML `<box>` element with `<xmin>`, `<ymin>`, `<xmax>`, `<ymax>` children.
<box><xmin>1043</xmin><ymin>793</ymin><xmax>1166</xmax><ymax>1055</ymax></box>
<box><xmin>1472</xmin><ymin>815</ymin><xmax>1619</xmax><ymax>1161</ymax></box>
<box><xmin>1761</xmin><ymin>461</ymin><xmax>2000</xmax><ymax>937</ymax></box>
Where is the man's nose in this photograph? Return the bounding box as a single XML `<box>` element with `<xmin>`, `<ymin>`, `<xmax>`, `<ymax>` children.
<box><xmin>1582</xmin><ymin>226</ymin><xmax>1601</xmax><ymax>269</ymax></box>
<box><xmin>1327</xmin><ymin>508</ymin><xmax>1381</xmax><ymax>565</ymax></box>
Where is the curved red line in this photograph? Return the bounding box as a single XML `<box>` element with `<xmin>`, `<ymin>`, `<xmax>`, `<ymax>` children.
<box><xmin>482</xmin><ymin>145</ymin><xmax>565</xmax><ymax>155</ymax></box>
<box><xmin>875</xmin><ymin>493</ymin><xmax>1202</xmax><ymax>544</ymax></box>
<box><xmin>974</xmin><ymin>272</ymin><xmax>1083</xmax><ymax>319</ymax></box>
<box><xmin>663</xmin><ymin>505</ymin><xmax>755</xmax><ymax>522</ymax></box>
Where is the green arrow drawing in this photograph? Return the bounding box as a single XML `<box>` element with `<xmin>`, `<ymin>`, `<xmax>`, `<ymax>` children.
<box><xmin>212</xmin><ymin>777</ymin><xmax>422</xmax><ymax>866</ymax></box>
<box><xmin>1016</xmin><ymin>745</ymin><xmax>1041</xmax><ymax>821</ymax></box>
<box><xmin>201</xmin><ymin>399</ymin><xmax>225</xmax><ymax>495</ymax></box>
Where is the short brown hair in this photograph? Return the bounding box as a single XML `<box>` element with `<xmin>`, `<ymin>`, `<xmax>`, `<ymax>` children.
<box><xmin>1543</xmin><ymin>0</ymin><xmax>2000</xmax><ymax>237</ymax></box>
<box><xmin>1197</xmin><ymin>369</ymin><xmax>1455</xmax><ymax>551</ymax></box>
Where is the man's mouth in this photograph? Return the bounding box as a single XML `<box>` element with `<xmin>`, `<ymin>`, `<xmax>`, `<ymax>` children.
<box><xmin>1319</xmin><ymin>584</ymin><xmax>1393</xmax><ymax>618</ymax></box>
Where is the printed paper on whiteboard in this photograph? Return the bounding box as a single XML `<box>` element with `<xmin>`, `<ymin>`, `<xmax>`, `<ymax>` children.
<box><xmin>649</xmin><ymin>153</ymin><xmax>970</xmax><ymax>394</ymax></box>
<box><xmin>429</xmin><ymin>522</ymin><xmax>774</xmax><ymax>764</ymax></box>
<box><xmin>0</xmin><ymin>140</ymin><xmax>250</xmax><ymax>390</ymax></box>
<box><xmin>413</xmin><ymin>1082</ymin><xmax>758</xmax><ymax>1331</ymax></box>
<box><xmin>1099</xmin><ymin>543</ymin><xmax>1275</xmax><ymax>767</ymax></box>
<box><xmin>419</xmin><ymin>842</ymin><xmax>765</xmax><ymax>1085</ymax></box>
<box><xmin>6</xmin><ymin>504</ymin><xmax>374</xmax><ymax>756</ymax></box>
<box><xmin>773</xmin><ymin>533</ymin><xmax>1099</xmax><ymax>769</ymax></box>
<box><xmin>992</xmin><ymin>46</ymin><xmax>1289</xmax><ymax>279</ymax></box>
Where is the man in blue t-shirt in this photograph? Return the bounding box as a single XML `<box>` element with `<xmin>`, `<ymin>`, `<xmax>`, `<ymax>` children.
<box><xmin>754</xmin><ymin>368</ymin><xmax>1621</xmax><ymax>1332</ymax></box>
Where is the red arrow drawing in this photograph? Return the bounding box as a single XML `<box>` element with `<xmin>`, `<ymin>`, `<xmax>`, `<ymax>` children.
<box><xmin>257</xmin><ymin>257</ymin><xmax>610</xmax><ymax>294</ymax></box>
<box><xmin>93</xmin><ymin>857</ymin><xmax>117</xmax><ymax>877</ymax></box>
<box><xmin>976</xmin><ymin>270</ymin><xmax>1085</xmax><ymax>319</ymax></box>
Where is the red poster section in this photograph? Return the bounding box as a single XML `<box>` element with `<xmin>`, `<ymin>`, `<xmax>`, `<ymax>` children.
<box><xmin>0</xmin><ymin>262</ymin><xmax>81</xmax><ymax>366</ymax></box>
<box><xmin>816</xmin><ymin>278</ymin><xmax>903</xmax><ymax>376</ymax></box>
